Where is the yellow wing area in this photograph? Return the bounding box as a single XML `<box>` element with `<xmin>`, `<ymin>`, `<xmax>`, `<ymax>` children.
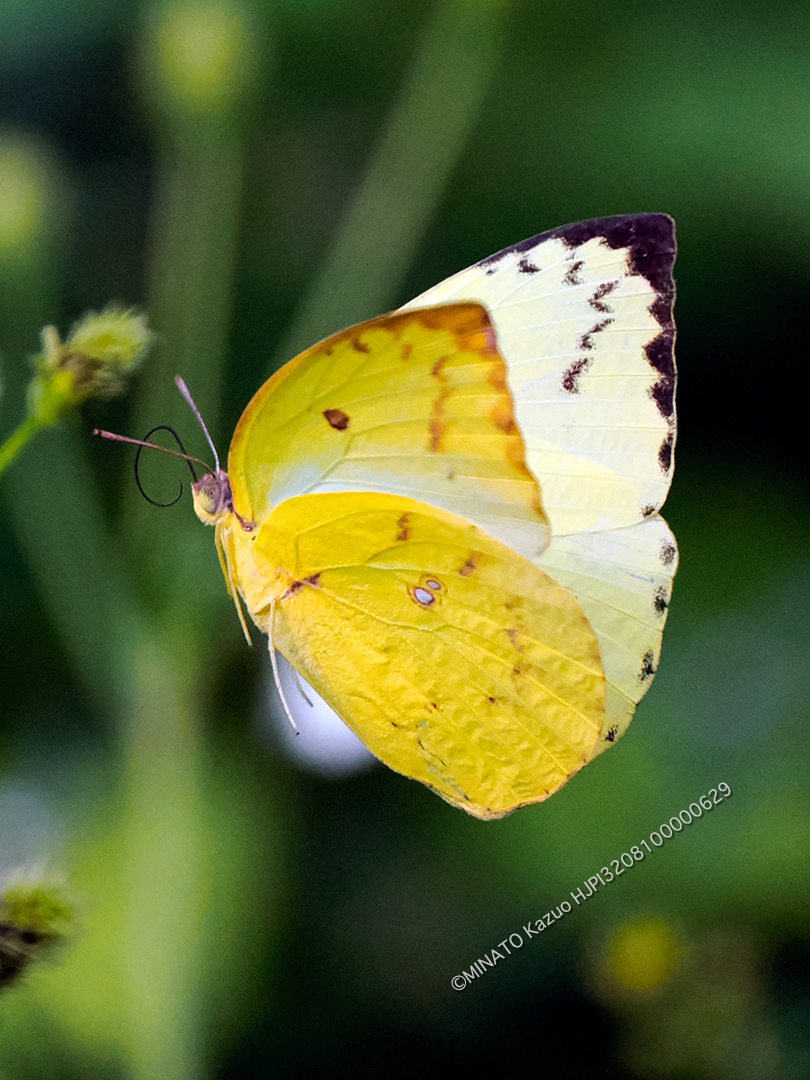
<box><xmin>233</xmin><ymin>491</ymin><xmax>604</xmax><ymax>819</ymax></box>
<box><xmin>228</xmin><ymin>303</ymin><xmax>551</xmax><ymax>562</ymax></box>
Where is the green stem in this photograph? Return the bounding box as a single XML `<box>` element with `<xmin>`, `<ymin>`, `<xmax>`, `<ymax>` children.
<box><xmin>123</xmin><ymin>128</ymin><xmax>245</xmax><ymax>618</ymax></box>
<box><xmin>1</xmin><ymin>420</ymin><xmax>142</xmax><ymax>717</ymax></box>
<box><xmin>0</xmin><ymin>413</ymin><xmax>48</xmax><ymax>477</ymax></box>
<box><xmin>117</xmin><ymin>121</ymin><xmax>247</xmax><ymax>1080</ymax></box>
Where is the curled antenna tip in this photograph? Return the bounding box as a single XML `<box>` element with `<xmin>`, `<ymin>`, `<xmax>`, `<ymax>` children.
<box><xmin>135</xmin><ymin>425</ymin><xmax>199</xmax><ymax>506</ymax></box>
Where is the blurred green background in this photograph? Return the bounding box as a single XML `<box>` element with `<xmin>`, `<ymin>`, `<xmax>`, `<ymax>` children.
<box><xmin>1</xmin><ymin>0</ymin><xmax>809</xmax><ymax>1076</ymax></box>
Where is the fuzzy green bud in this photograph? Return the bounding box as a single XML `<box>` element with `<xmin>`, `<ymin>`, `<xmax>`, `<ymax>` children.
<box><xmin>0</xmin><ymin>868</ymin><xmax>75</xmax><ymax>992</ymax></box>
<box><xmin>28</xmin><ymin>306</ymin><xmax>153</xmax><ymax>424</ymax></box>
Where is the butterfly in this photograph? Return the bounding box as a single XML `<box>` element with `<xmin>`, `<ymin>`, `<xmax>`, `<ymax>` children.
<box><xmin>189</xmin><ymin>214</ymin><xmax>677</xmax><ymax>820</ymax></box>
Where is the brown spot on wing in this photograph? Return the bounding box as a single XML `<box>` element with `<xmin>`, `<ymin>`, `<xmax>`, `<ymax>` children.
<box><xmin>645</xmin><ymin>323</ymin><xmax>676</xmax><ymax>420</ymax></box>
<box><xmin>564</xmin><ymin>260</ymin><xmax>584</xmax><ymax>286</ymax></box>
<box><xmin>518</xmin><ymin>257</ymin><xmax>539</xmax><ymax>274</ymax></box>
<box><xmin>400</xmin><ymin>343</ymin><xmax>413</xmax><ymax>361</ymax></box>
<box><xmin>431</xmin><ymin>355</ymin><xmax>448</xmax><ymax>378</ymax></box>
<box><xmin>458</xmin><ymin>556</ymin><xmax>477</xmax><ymax>576</ymax></box>
<box><xmin>352</xmin><ymin>337</ymin><xmax>371</xmax><ymax>353</ymax></box>
<box><xmin>658</xmin><ymin>432</ymin><xmax>674</xmax><ymax>473</ymax></box>
<box><xmin>562</xmin><ymin>356</ymin><xmax>592</xmax><ymax>393</ymax></box>
<box><xmin>653</xmin><ymin>586</ymin><xmax>668</xmax><ymax>615</ymax></box>
<box><xmin>589</xmin><ymin>280</ymin><xmax>619</xmax><ymax>312</ymax></box>
<box><xmin>281</xmin><ymin>574</ymin><xmax>321</xmax><ymax>600</ymax></box>
<box><xmin>650</xmin><ymin>370</ymin><xmax>676</xmax><ymax>420</ymax></box>
<box><xmin>640</xmin><ymin>650</ymin><xmax>656</xmax><ymax>680</ymax></box>
<box><xmin>323</xmin><ymin>408</ymin><xmax>350</xmax><ymax>431</ymax></box>
<box><xmin>396</xmin><ymin>514</ymin><xmax>411</xmax><ymax>542</ymax></box>
<box><xmin>660</xmin><ymin>541</ymin><xmax>676</xmax><ymax>567</ymax></box>
<box><xmin>577</xmin><ymin>318</ymin><xmax>613</xmax><ymax>351</ymax></box>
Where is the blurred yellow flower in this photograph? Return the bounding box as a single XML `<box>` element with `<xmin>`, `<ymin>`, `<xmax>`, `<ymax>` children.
<box><xmin>605</xmin><ymin>917</ymin><xmax>685</xmax><ymax>994</ymax></box>
<box><xmin>0</xmin><ymin>140</ymin><xmax>48</xmax><ymax>256</ymax></box>
<box><xmin>148</xmin><ymin>0</ymin><xmax>258</xmax><ymax>119</ymax></box>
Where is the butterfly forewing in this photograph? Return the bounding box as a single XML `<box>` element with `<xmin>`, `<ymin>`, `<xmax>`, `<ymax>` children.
<box><xmin>400</xmin><ymin>214</ymin><xmax>679</xmax><ymax>756</ymax></box>
<box><xmin>403</xmin><ymin>214</ymin><xmax>676</xmax><ymax>537</ymax></box>
<box><xmin>229</xmin><ymin>303</ymin><xmax>551</xmax><ymax>562</ymax></box>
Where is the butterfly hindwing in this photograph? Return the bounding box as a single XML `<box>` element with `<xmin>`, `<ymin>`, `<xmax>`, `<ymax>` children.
<box><xmin>245</xmin><ymin>491</ymin><xmax>605</xmax><ymax>819</ymax></box>
<box><xmin>538</xmin><ymin>515</ymin><xmax>679</xmax><ymax>752</ymax></box>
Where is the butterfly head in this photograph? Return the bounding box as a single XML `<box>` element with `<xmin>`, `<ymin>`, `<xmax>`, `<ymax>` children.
<box><xmin>191</xmin><ymin>469</ymin><xmax>233</xmax><ymax>526</ymax></box>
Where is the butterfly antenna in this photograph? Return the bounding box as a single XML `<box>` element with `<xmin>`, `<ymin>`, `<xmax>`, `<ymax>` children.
<box><xmin>94</xmin><ymin>426</ymin><xmax>212</xmax><ymax>506</ymax></box>
<box><xmin>269</xmin><ymin>599</ymin><xmax>300</xmax><ymax>735</ymax></box>
<box><xmin>175</xmin><ymin>375</ymin><xmax>220</xmax><ymax>472</ymax></box>
<box><xmin>94</xmin><ymin>428</ymin><xmax>210</xmax><ymax>473</ymax></box>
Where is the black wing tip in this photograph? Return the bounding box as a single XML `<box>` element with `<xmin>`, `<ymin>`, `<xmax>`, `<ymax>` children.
<box><xmin>478</xmin><ymin>213</ymin><xmax>677</xmax><ymax>298</ymax></box>
<box><xmin>547</xmin><ymin>213</ymin><xmax>676</xmax><ymax>254</ymax></box>
<box><xmin>476</xmin><ymin>213</ymin><xmax>677</xmax><ymax>420</ymax></box>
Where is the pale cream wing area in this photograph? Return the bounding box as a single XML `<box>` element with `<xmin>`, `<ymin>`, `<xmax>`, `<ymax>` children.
<box><xmin>403</xmin><ymin>217</ymin><xmax>679</xmax><ymax>744</ymax></box>
<box><xmin>537</xmin><ymin>514</ymin><xmax>679</xmax><ymax>751</ymax></box>
<box><xmin>403</xmin><ymin>215</ymin><xmax>677</xmax><ymax>537</ymax></box>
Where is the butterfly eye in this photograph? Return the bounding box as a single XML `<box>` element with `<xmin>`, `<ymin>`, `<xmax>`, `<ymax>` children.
<box><xmin>192</xmin><ymin>472</ymin><xmax>232</xmax><ymax>524</ymax></box>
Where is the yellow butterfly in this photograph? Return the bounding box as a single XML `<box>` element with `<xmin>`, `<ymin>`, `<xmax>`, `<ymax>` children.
<box><xmin>190</xmin><ymin>214</ymin><xmax>677</xmax><ymax>820</ymax></box>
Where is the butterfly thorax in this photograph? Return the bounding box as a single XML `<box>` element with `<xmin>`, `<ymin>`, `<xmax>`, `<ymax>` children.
<box><xmin>193</xmin><ymin>469</ymin><xmax>267</xmax><ymax>642</ymax></box>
